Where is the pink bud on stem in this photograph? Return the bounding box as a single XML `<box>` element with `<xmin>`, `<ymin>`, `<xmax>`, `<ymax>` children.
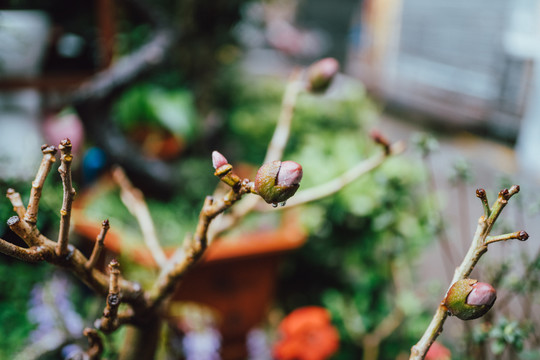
<box><xmin>306</xmin><ymin>57</ymin><xmax>339</xmax><ymax>93</ymax></box>
<box><xmin>212</xmin><ymin>151</ymin><xmax>229</xmax><ymax>169</ymax></box>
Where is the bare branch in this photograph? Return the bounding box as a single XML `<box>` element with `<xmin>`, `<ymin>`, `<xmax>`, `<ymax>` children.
<box><xmin>24</xmin><ymin>145</ymin><xmax>57</xmax><ymax>225</ymax></box>
<box><xmin>284</xmin><ymin>141</ymin><xmax>406</xmax><ymax>208</ymax></box>
<box><xmin>86</xmin><ymin>219</ymin><xmax>110</xmax><ymax>270</ymax></box>
<box><xmin>57</xmin><ymin>139</ymin><xmax>76</xmax><ymax>257</ymax></box>
<box><xmin>265</xmin><ymin>67</ymin><xmax>304</xmax><ymax>163</ymax></box>
<box><xmin>476</xmin><ymin>188</ymin><xmax>490</xmax><ymax>218</ymax></box>
<box><xmin>0</xmin><ymin>237</ymin><xmax>47</xmax><ymax>262</ymax></box>
<box><xmin>98</xmin><ymin>259</ymin><xmax>122</xmax><ymax>333</ymax></box>
<box><xmin>112</xmin><ymin>166</ymin><xmax>168</xmax><ymax>267</ymax></box>
<box><xmin>485</xmin><ymin>230</ymin><xmax>529</xmax><ymax>245</ymax></box>
<box><xmin>8</xmin><ymin>215</ymin><xmax>47</xmax><ymax>247</ymax></box>
<box><xmin>410</xmin><ymin>185</ymin><xmax>526</xmax><ymax>359</ymax></box>
<box><xmin>6</xmin><ymin>188</ymin><xmax>26</xmax><ymax>219</ymax></box>
<box><xmin>149</xmin><ymin>168</ymin><xmax>254</xmax><ymax>309</ymax></box>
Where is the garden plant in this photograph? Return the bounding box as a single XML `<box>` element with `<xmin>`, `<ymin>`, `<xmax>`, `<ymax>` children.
<box><xmin>0</xmin><ymin>1</ymin><xmax>533</xmax><ymax>359</ymax></box>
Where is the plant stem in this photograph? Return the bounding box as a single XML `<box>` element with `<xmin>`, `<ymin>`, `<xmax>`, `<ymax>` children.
<box><xmin>24</xmin><ymin>145</ymin><xmax>57</xmax><ymax>226</ymax></box>
<box><xmin>57</xmin><ymin>139</ymin><xmax>76</xmax><ymax>257</ymax></box>
<box><xmin>410</xmin><ymin>186</ymin><xmax>523</xmax><ymax>359</ymax></box>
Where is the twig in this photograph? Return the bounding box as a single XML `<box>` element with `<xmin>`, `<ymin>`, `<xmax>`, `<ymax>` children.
<box><xmin>283</xmin><ymin>141</ymin><xmax>405</xmax><ymax>208</ymax></box>
<box><xmin>98</xmin><ymin>259</ymin><xmax>122</xmax><ymax>333</ymax></box>
<box><xmin>24</xmin><ymin>145</ymin><xmax>57</xmax><ymax>225</ymax></box>
<box><xmin>485</xmin><ymin>230</ymin><xmax>529</xmax><ymax>245</ymax></box>
<box><xmin>410</xmin><ymin>186</ymin><xmax>525</xmax><ymax>359</ymax></box>
<box><xmin>265</xmin><ymin>67</ymin><xmax>304</xmax><ymax>163</ymax></box>
<box><xmin>57</xmin><ymin>139</ymin><xmax>76</xmax><ymax>257</ymax></box>
<box><xmin>86</xmin><ymin>220</ymin><xmax>110</xmax><ymax>270</ymax></box>
<box><xmin>149</xmin><ymin>167</ymin><xmax>255</xmax><ymax>309</ymax></box>
<box><xmin>83</xmin><ymin>328</ymin><xmax>104</xmax><ymax>360</ymax></box>
<box><xmin>0</xmin><ymin>237</ymin><xmax>46</xmax><ymax>262</ymax></box>
<box><xmin>6</xmin><ymin>188</ymin><xmax>26</xmax><ymax>219</ymax></box>
<box><xmin>7</xmin><ymin>213</ymin><xmax>144</xmax><ymax>306</ymax></box>
<box><xmin>476</xmin><ymin>189</ymin><xmax>491</xmax><ymax>218</ymax></box>
<box><xmin>112</xmin><ymin>166</ymin><xmax>168</xmax><ymax>267</ymax></box>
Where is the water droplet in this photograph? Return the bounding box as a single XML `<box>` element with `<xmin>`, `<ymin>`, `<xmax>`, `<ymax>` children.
<box><xmin>272</xmin><ymin>203</ymin><xmax>278</xmax><ymax>208</ymax></box>
<box><xmin>280</xmin><ymin>201</ymin><xmax>287</xmax><ymax>207</ymax></box>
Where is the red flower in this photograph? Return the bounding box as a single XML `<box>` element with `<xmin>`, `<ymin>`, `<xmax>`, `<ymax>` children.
<box><xmin>273</xmin><ymin>306</ymin><xmax>339</xmax><ymax>360</ymax></box>
<box><xmin>425</xmin><ymin>341</ymin><xmax>451</xmax><ymax>360</ymax></box>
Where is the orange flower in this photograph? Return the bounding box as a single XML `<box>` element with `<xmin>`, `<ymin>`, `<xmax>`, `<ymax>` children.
<box><xmin>273</xmin><ymin>306</ymin><xmax>339</xmax><ymax>360</ymax></box>
<box><xmin>425</xmin><ymin>341</ymin><xmax>451</xmax><ymax>360</ymax></box>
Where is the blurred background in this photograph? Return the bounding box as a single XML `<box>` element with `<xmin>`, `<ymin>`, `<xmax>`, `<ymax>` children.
<box><xmin>1</xmin><ymin>0</ymin><xmax>540</xmax><ymax>359</ymax></box>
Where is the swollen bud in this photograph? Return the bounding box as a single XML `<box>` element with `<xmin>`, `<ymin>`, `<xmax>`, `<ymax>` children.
<box><xmin>254</xmin><ymin>160</ymin><xmax>303</xmax><ymax>205</ymax></box>
<box><xmin>306</xmin><ymin>57</ymin><xmax>339</xmax><ymax>93</ymax></box>
<box><xmin>444</xmin><ymin>279</ymin><xmax>496</xmax><ymax>320</ymax></box>
<box><xmin>212</xmin><ymin>151</ymin><xmax>228</xmax><ymax>169</ymax></box>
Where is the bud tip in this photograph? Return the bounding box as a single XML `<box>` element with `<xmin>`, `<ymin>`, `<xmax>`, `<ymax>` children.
<box><xmin>212</xmin><ymin>151</ymin><xmax>228</xmax><ymax>169</ymax></box>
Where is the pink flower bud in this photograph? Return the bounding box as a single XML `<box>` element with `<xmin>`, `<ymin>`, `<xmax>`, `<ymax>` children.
<box><xmin>444</xmin><ymin>279</ymin><xmax>497</xmax><ymax>320</ymax></box>
<box><xmin>467</xmin><ymin>282</ymin><xmax>497</xmax><ymax>307</ymax></box>
<box><xmin>212</xmin><ymin>151</ymin><xmax>228</xmax><ymax>169</ymax></box>
<box><xmin>307</xmin><ymin>57</ymin><xmax>339</xmax><ymax>93</ymax></box>
<box><xmin>255</xmin><ymin>160</ymin><xmax>303</xmax><ymax>205</ymax></box>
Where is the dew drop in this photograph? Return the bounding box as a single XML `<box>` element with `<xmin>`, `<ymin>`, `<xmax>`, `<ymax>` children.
<box><xmin>280</xmin><ymin>201</ymin><xmax>287</xmax><ymax>207</ymax></box>
<box><xmin>272</xmin><ymin>203</ymin><xmax>278</xmax><ymax>208</ymax></box>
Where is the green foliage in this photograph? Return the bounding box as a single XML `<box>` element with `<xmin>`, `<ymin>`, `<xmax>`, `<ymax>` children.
<box><xmin>473</xmin><ymin>317</ymin><xmax>531</xmax><ymax>356</ymax></box>
<box><xmin>0</xmin><ymin>259</ymin><xmax>48</xmax><ymax>358</ymax></box>
<box><xmin>113</xmin><ymin>84</ymin><xmax>199</xmax><ymax>141</ymax></box>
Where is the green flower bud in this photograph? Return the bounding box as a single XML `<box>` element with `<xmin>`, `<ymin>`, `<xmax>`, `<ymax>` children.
<box><xmin>444</xmin><ymin>279</ymin><xmax>497</xmax><ymax>320</ymax></box>
<box><xmin>306</xmin><ymin>57</ymin><xmax>339</xmax><ymax>93</ymax></box>
<box><xmin>254</xmin><ymin>160</ymin><xmax>303</xmax><ymax>206</ymax></box>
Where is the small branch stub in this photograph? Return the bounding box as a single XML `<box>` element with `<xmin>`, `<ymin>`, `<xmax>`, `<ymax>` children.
<box><xmin>99</xmin><ymin>259</ymin><xmax>122</xmax><ymax>333</ymax></box>
<box><xmin>476</xmin><ymin>188</ymin><xmax>490</xmax><ymax>218</ymax></box>
<box><xmin>86</xmin><ymin>219</ymin><xmax>110</xmax><ymax>270</ymax></box>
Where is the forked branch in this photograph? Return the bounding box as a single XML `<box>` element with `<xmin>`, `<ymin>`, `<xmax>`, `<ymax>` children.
<box><xmin>410</xmin><ymin>186</ymin><xmax>527</xmax><ymax>359</ymax></box>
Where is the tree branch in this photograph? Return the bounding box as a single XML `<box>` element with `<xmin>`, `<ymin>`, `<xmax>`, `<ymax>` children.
<box><xmin>86</xmin><ymin>219</ymin><xmax>110</xmax><ymax>270</ymax></box>
<box><xmin>265</xmin><ymin>67</ymin><xmax>304</xmax><ymax>163</ymax></box>
<box><xmin>112</xmin><ymin>166</ymin><xmax>168</xmax><ymax>267</ymax></box>
<box><xmin>6</xmin><ymin>188</ymin><xmax>26</xmax><ymax>219</ymax></box>
<box><xmin>410</xmin><ymin>186</ymin><xmax>526</xmax><ymax>359</ymax></box>
<box><xmin>284</xmin><ymin>141</ymin><xmax>405</xmax><ymax>208</ymax></box>
<box><xmin>0</xmin><ymin>237</ymin><xmax>46</xmax><ymax>262</ymax></box>
<box><xmin>98</xmin><ymin>259</ymin><xmax>122</xmax><ymax>333</ymax></box>
<box><xmin>57</xmin><ymin>139</ymin><xmax>76</xmax><ymax>257</ymax></box>
<box><xmin>24</xmin><ymin>145</ymin><xmax>57</xmax><ymax>226</ymax></box>
<box><xmin>148</xmin><ymin>162</ymin><xmax>255</xmax><ymax>309</ymax></box>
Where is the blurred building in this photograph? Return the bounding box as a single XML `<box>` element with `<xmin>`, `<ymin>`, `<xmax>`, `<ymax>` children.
<box><xmin>348</xmin><ymin>0</ymin><xmax>539</xmax><ymax>143</ymax></box>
